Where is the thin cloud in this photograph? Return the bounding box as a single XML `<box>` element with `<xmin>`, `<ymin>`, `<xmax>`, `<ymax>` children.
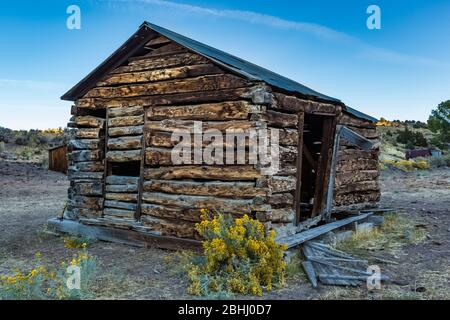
<box><xmin>102</xmin><ymin>0</ymin><xmax>444</xmax><ymax>67</ymax></box>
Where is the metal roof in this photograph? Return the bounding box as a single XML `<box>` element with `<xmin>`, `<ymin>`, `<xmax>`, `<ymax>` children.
<box><xmin>62</xmin><ymin>21</ymin><xmax>377</xmax><ymax>122</ymax></box>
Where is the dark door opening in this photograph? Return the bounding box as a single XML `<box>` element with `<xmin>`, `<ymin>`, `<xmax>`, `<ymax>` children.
<box><xmin>110</xmin><ymin>161</ymin><xmax>141</xmax><ymax>176</ymax></box>
<box><xmin>297</xmin><ymin>114</ymin><xmax>336</xmax><ymax>222</ymax></box>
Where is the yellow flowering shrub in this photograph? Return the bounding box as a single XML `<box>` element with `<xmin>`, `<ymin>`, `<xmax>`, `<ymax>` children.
<box><xmin>0</xmin><ymin>247</ymin><xmax>96</xmax><ymax>299</ymax></box>
<box><xmin>64</xmin><ymin>236</ymin><xmax>89</xmax><ymax>249</ymax></box>
<box><xmin>380</xmin><ymin>159</ymin><xmax>430</xmax><ymax>171</ymax></box>
<box><xmin>187</xmin><ymin>211</ymin><xmax>287</xmax><ymax>296</ymax></box>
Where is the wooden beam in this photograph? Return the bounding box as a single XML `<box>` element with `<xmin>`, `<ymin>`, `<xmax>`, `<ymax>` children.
<box><xmin>324</xmin><ymin>125</ymin><xmax>343</xmax><ymax>220</ymax></box>
<box><xmin>302</xmin><ymin>143</ymin><xmax>317</xmax><ymax>172</ymax></box>
<box><xmin>278</xmin><ymin>212</ymin><xmax>374</xmax><ymax>248</ymax></box>
<box><xmin>339</xmin><ymin>126</ymin><xmax>374</xmax><ymax>150</ymax></box>
<box><xmin>136</xmin><ymin>107</ymin><xmax>146</xmax><ymax>221</ymax></box>
<box><xmin>294</xmin><ymin>112</ymin><xmax>305</xmax><ymax>225</ymax></box>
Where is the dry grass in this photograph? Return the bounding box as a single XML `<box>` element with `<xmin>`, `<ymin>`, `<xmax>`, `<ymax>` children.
<box><xmin>336</xmin><ymin>213</ymin><xmax>428</xmax><ymax>256</ymax></box>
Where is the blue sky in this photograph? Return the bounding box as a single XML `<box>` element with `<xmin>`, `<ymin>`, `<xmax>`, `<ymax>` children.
<box><xmin>0</xmin><ymin>0</ymin><xmax>449</xmax><ymax>129</ymax></box>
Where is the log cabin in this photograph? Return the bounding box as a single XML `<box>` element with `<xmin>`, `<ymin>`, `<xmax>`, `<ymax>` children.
<box><xmin>50</xmin><ymin>22</ymin><xmax>380</xmax><ymax>248</ymax></box>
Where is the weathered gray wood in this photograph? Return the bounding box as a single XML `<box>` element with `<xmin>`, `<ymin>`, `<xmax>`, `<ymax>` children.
<box><xmin>75</xmin><ymin>128</ymin><xmax>101</xmax><ymax>139</ymax></box>
<box><xmin>141</xmin><ymin>203</ymin><xmax>201</xmax><ymax>222</ymax></box>
<box><xmin>107</xmin><ymin>136</ymin><xmax>142</xmax><ymax>150</ymax></box>
<box><xmin>72</xmin><ymin>181</ymin><xmax>103</xmax><ymax>196</ymax></box>
<box><xmin>340</xmin><ymin>126</ymin><xmax>374</xmax><ymax>150</ymax></box>
<box><xmin>142</xmin><ymin>192</ymin><xmax>269</xmax><ymax>212</ymax></box>
<box><xmin>106</xmin><ymin>175</ymin><xmax>139</xmax><ymax>185</ymax></box>
<box><xmin>279</xmin><ymin>212</ymin><xmax>374</xmax><ymax>248</ymax></box>
<box><xmin>146</xmin><ymin>101</ymin><xmax>259</xmax><ymax>121</ymax></box>
<box><xmin>69</xmin><ymin>150</ymin><xmax>101</xmax><ymax>162</ymax></box>
<box><xmin>103</xmin><ymin>207</ymin><xmax>135</xmax><ymax>218</ymax></box>
<box><xmin>143</xmin><ymin>180</ymin><xmax>267</xmax><ymax>198</ymax></box>
<box><xmin>70</xmin><ymin>161</ymin><xmax>104</xmax><ymax>172</ymax></box>
<box><xmin>302</xmin><ymin>261</ymin><xmax>318</xmax><ymax>288</ymax></box>
<box><xmin>106</xmin><ymin>184</ymin><xmax>138</xmax><ymax>193</ymax></box>
<box><xmin>69</xmin><ymin>139</ymin><xmax>100</xmax><ymax>150</ymax></box>
<box><xmin>108</xmin><ymin>115</ymin><xmax>144</xmax><ymax>128</ymax></box>
<box><xmin>46</xmin><ymin>218</ymin><xmax>201</xmax><ymax>250</ymax></box>
<box><xmin>144</xmin><ymin>165</ymin><xmax>261</xmax><ymax>181</ymax></box>
<box><xmin>108</xmin><ymin>125</ymin><xmax>144</xmax><ymax>137</ymax></box>
<box><xmin>75</xmin><ymin>116</ymin><xmax>105</xmax><ymax>128</ymax></box>
<box><xmin>108</xmin><ymin>106</ymin><xmax>143</xmax><ymax>118</ymax></box>
<box><xmin>105</xmin><ymin>193</ymin><xmax>138</xmax><ymax>202</ymax></box>
<box><xmin>106</xmin><ymin>150</ymin><xmax>141</xmax><ymax>162</ymax></box>
<box><xmin>104</xmin><ymin>200</ymin><xmax>137</xmax><ymax>211</ymax></box>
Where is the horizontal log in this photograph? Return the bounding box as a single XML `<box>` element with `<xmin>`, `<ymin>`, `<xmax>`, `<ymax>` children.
<box><xmin>256</xmin><ymin>175</ymin><xmax>296</xmax><ymax>193</ymax></box>
<box><xmin>146</xmin><ymin>101</ymin><xmax>259</xmax><ymax>121</ymax></box>
<box><xmin>271</xmin><ymin>208</ymin><xmax>295</xmax><ymax>223</ymax></box>
<box><xmin>144</xmin><ymin>35</ymin><xmax>171</xmax><ymax>47</ymax></box>
<box><xmin>69</xmin><ymin>139</ymin><xmax>100</xmax><ymax>150</ymax></box>
<box><xmin>114</xmin><ymin>52</ymin><xmax>209</xmax><ymax>73</ymax></box>
<box><xmin>344</xmin><ymin>126</ymin><xmax>379</xmax><ymax>139</ymax></box>
<box><xmin>104</xmin><ymin>200</ymin><xmax>137</xmax><ymax>211</ymax></box>
<box><xmin>107</xmin><ymin>106</ymin><xmax>143</xmax><ymax>118</ymax></box>
<box><xmin>76</xmin><ymin>87</ymin><xmax>253</xmax><ymax>109</ymax></box>
<box><xmin>84</xmin><ymin>74</ymin><xmax>251</xmax><ymax>99</ymax></box>
<box><xmin>106</xmin><ymin>150</ymin><xmax>141</xmax><ymax>162</ymax></box>
<box><xmin>105</xmin><ymin>192</ymin><xmax>138</xmax><ymax>202</ymax></box>
<box><xmin>105</xmin><ymin>184</ymin><xmax>138</xmax><ymax>193</ymax></box>
<box><xmin>69</xmin><ymin>195</ymin><xmax>103</xmax><ymax>210</ymax></box>
<box><xmin>140</xmin><ymin>215</ymin><xmax>196</xmax><ymax>239</ymax></box>
<box><xmin>70</xmin><ymin>161</ymin><xmax>104</xmax><ymax>172</ymax></box>
<box><xmin>69</xmin><ymin>207</ymin><xmax>102</xmax><ymax>219</ymax></box>
<box><xmin>276</xmin><ymin>128</ymin><xmax>298</xmax><ymax>146</ymax></box>
<box><xmin>334</xmin><ymin>170</ymin><xmax>379</xmax><ymax>187</ymax></box>
<box><xmin>68</xmin><ymin>170</ymin><xmax>103</xmax><ymax>181</ymax></box>
<box><xmin>336</xmin><ymin>159</ymin><xmax>378</xmax><ymax>172</ymax></box>
<box><xmin>75</xmin><ymin>116</ymin><xmax>105</xmax><ymax>128</ymax></box>
<box><xmin>108</xmin><ymin>125</ymin><xmax>144</xmax><ymax>137</ymax></box>
<box><xmin>69</xmin><ymin>150</ymin><xmax>101</xmax><ymax>162</ymax></box>
<box><xmin>142</xmin><ymin>192</ymin><xmax>269</xmax><ymax>212</ymax></box>
<box><xmin>98</xmin><ymin>64</ymin><xmax>223</xmax><ymax>86</ymax></box>
<box><xmin>140</xmin><ymin>203</ymin><xmax>201</xmax><ymax>222</ymax></box>
<box><xmin>108</xmin><ymin>115</ymin><xmax>144</xmax><ymax>128</ymax></box>
<box><xmin>337</xmin><ymin>149</ymin><xmax>378</xmax><ymax>161</ymax></box>
<box><xmin>71</xmin><ymin>181</ymin><xmax>103</xmax><ymax>196</ymax></box>
<box><xmin>267</xmin><ymin>193</ymin><xmax>294</xmax><ymax>208</ymax></box>
<box><xmin>133</xmin><ymin>42</ymin><xmax>186</xmax><ymax>59</ymax></box>
<box><xmin>106</xmin><ymin>176</ymin><xmax>139</xmax><ymax>185</ymax></box>
<box><xmin>144</xmin><ymin>165</ymin><xmax>261</xmax><ymax>181</ymax></box>
<box><xmin>103</xmin><ymin>208</ymin><xmax>135</xmax><ymax>219</ymax></box>
<box><xmin>339</xmin><ymin>113</ymin><xmax>375</xmax><ymax>129</ymax></box>
<box><xmin>334</xmin><ymin>191</ymin><xmax>380</xmax><ymax>207</ymax></box>
<box><xmin>107</xmin><ymin>136</ymin><xmax>142</xmax><ymax>150</ymax></box>
<box><xmin>265</xmin><ymin>110</ymin><xmax>298</xmax><ymax>127</ymax></box>
<box><xmin>145</xmin><ymin>119</ymin><xmax>264</xmax><ymax>133</ymax></box>
<box><xmin>143</xmin><ymin>180</ymin><xmax>267</xmax><ymax>198</ymax></box>
<box><xmin>74</xmin><ymin>128</ymin><xmax>101</xmax><ymax>139</ymax></box>
<box><xmin>334</xmin><ymin>181</ymin><xmax>379</xmax><ymax>195</ymax></box>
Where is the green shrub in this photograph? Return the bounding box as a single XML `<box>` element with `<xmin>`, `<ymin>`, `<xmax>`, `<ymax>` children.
<box><xmin>429</xmin><ymin>156</ymin><xmax>447</xmax><ymax>168</ymax></box>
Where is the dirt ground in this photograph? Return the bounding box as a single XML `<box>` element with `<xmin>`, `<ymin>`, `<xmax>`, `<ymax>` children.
<box><xmin>0</xmin><ymin>160</ymin><xmax>449</xmax><ymax>299</ymax></box>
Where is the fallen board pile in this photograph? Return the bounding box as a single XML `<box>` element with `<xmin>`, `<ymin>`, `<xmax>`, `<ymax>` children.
<box><xmin>301</xmin><ymin>241</ymin><xmax>389</xmax><ymax>287</ymax></box>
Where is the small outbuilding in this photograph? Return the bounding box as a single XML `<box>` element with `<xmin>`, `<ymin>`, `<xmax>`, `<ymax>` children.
<box><xmin>50</xmin><ymin>22</ymin><xmax>380</xmax><ymax>248</ymax></box>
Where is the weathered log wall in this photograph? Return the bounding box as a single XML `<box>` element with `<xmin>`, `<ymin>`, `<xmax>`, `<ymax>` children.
<box><xmin>65</xmin><ymin>36</ymin><xmax>380</xmax><ymax>242</ymax></box>
<box><xmin>334</xmin><ymin>114</ymin><xmax>380</xmax><ymax>208</ymax></box>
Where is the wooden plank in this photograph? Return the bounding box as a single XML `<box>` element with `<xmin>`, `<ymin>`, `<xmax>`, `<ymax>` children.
<box><xmin>145</xmin><ymin>119</ymin><xmax>264</xmax><ymax>133</ymax></box>
<box><xmin>146</xmin><ymin>101</ymin><xmax>258</xmax><ymax>121</ymax></box>
<box><xmin>106</xmin><ymin>175</ymin><xmax>139</xmax><ymax>185</ymax></box>
<box><xmin>302</xmin><ymin>261</ymin><xmax>318</xmax><ymax>288</ymax></box>
<box><xmin>98</xmin><ymin>64</ymin><xmax>223</xmax><ymax>86</ymax></box>
<box><xmin>108</xmin><ymin>115</ymin><xmax>144</xmax><ymax>128</ymax></box>
<box><xmin>339</xmin><ymin>126</ymin><xmax>374</xmax><ymax>150</ymax></box>
<box><xmin>108</xmin><ymin>125</ymin><xmax>143</xmax><ymax>137</ymax></box>
<box><xmin>324</xmin><ymin>125</ymin><xmax>342</xmax><ymax>220</ymax></box>
<box><xmin>279</xmin><ymin>212</ymin><xmax>374</xmax><ymax>248</ymax></box>
<box><xmin>142</xmin><ymin>192</ymin><xmax>269</xmax><ymax>212</ymax></box>
<box><xmin>143</xmin><ymin>180</ymin><xmax>267</xmax><ymax>198</ymax></box>
<box><xmin>105</xmin><ymin>193</ymin><xmax>138</xmax><ymax>202</ymax></box>
<box><xmin>69</xmin><ymin>139</ymin><xmax>100</xmax><ymax>150</ymax></box>
<box><xmin>74</xmin><ymin>128</ymin><xmax>101</xmax><ymax>139</ymax></box>
<box><xmin>106</xmin><ymin>150</ymin><xmax>141</xmax><ymax>162</ymax></box>
<box><xmin>107</xmin><ymin>106</ymin><xmax>143</xmax><ymax>118</ymax></box>
<box><xmin>106</xmin><ymin>184</ymin><xmax>138</xmax><ymax>193</ymax></box>
<box><xmin>107</xmin><ymin>135</ymin><xmax>142</xmax><ymax>150</ymax></box>
<box><xmin>136</xmin><ymin>111</ymin><xmax>147</xmax><ymax>221</ymax></box>
<box><xmin>294</xmin><ymin>112</ymin><xmax>304</xmax><ymax>225</ymax></box>
<box><xmin>85</xmin><ymin>74</ymin><xmax>251</xmax><ymax>99</ymax></box>
<box><xmin>312</xmin><ymin>117</ymin><xmax>336</xmax><ymax>217</ymax></box>
<box><xmin>144</xmin><ymin>165</ymin><xmax>261</xmax><ymax>181</ymax></box>
<box><xmin>104</xmin><ymin>200</ymin><xmax>137</xmax><ymax>211</ymax></box>
<box><xmin>47</xmin><ymin>217</ymin><xmax>201</xmax><ymax>250</ymax></box>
